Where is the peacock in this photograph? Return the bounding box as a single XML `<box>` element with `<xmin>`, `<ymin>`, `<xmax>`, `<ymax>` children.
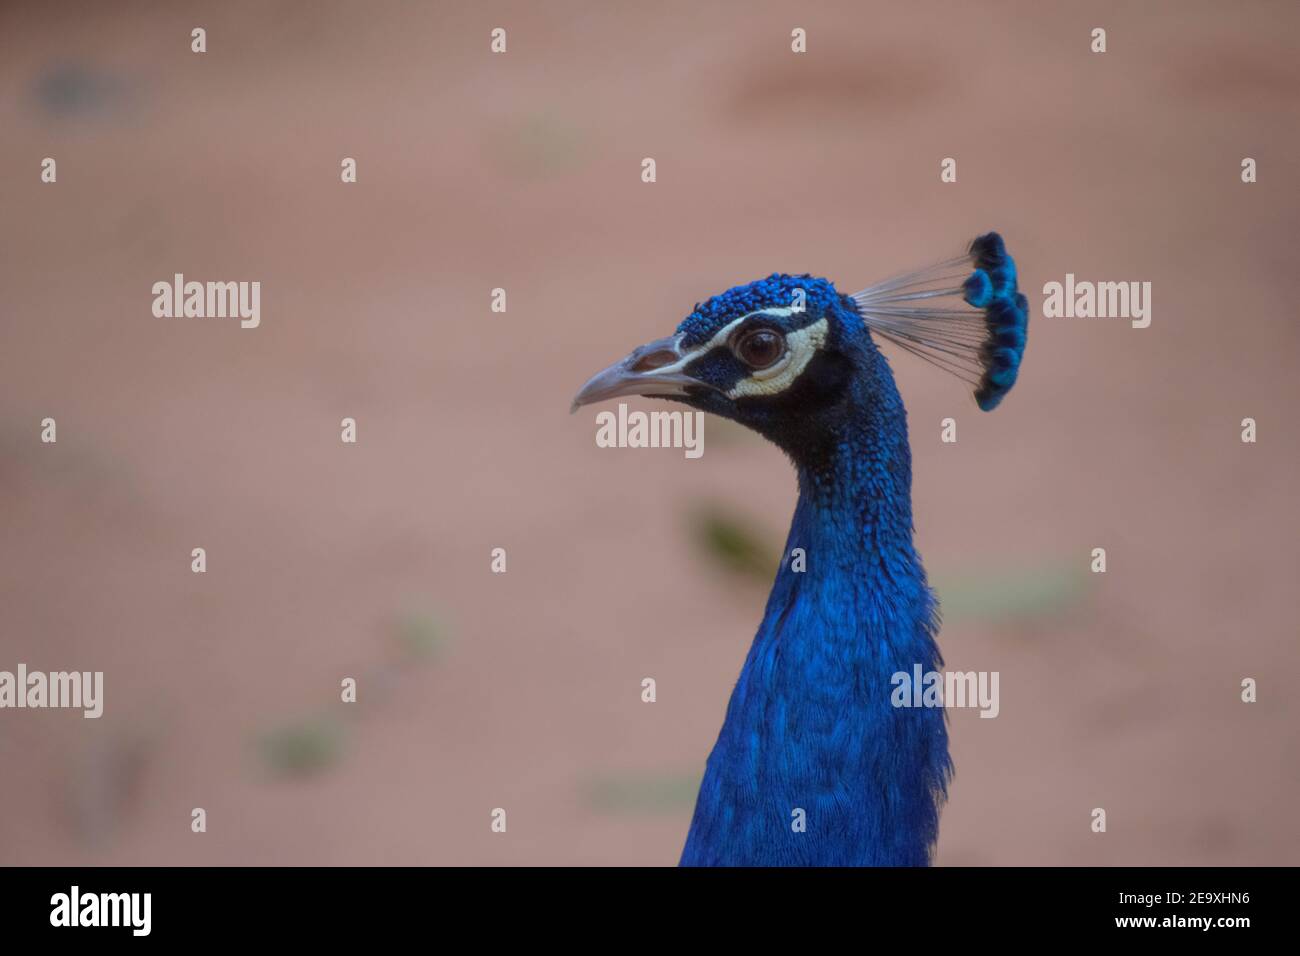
<box><xmin>572</xmin><ymin>233</ymin><xmax>1028</xmax><ymax>866</ymax></box>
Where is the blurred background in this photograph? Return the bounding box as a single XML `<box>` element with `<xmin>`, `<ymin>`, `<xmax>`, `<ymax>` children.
<box><xmin>1</xmin><ymin>1</ymin><xmax>1297</xmax><ymax>866</ymax></box>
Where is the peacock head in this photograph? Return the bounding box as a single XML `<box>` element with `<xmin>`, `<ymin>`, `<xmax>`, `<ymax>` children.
<box><xmin>571</xmin><ymin>232</ymin><xmax>1028</xmax><ymax>461</ymax></box>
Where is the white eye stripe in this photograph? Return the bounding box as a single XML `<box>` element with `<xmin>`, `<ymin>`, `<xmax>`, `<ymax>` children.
<box><xmin>699</xmin><ymin>307</ymin><xmax>797</xmax><ymax>354</ymax></box>
<box><xmin>726</xmin><ymin>317</ymin><xmax>829</xmax><ymax>399</ymax></box>
<box><xmin>651</xmin><ymin>308</ymin><xmax>804</xmax><ymax>377</ymax></box>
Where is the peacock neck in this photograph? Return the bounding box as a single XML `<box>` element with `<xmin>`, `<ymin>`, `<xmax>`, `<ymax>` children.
<box><xmin>793</xmin><ymin>423</ymin><xmax>918</xmax><ymax>571</ymax></box>
<box><xmin>680</xmin><ymin>387</ymin><xmax>950</xmax><ymax>866</ymax></box>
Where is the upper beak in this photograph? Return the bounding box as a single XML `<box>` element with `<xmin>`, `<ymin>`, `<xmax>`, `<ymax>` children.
<box><xmin>570</xmin><ymin>334</ymin><xmax>701</xmax><ymax>413</ymax></box>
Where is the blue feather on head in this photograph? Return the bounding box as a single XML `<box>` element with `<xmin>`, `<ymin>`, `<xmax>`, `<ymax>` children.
<box><xmin>966</xmin><ymin>232</ymin><xmax>1029</xmax><ymax>410</ymax></box>
<box><xmin>852</xmin><ymin>230</ymin><xmax>1028</xmax><ymax>412</ymax></box>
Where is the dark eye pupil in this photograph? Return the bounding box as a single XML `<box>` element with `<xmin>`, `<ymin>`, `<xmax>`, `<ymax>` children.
<box><xmin>739</xmin><ymin>330</ymin><xmax>783</xmax><ymax>369</ymax></box>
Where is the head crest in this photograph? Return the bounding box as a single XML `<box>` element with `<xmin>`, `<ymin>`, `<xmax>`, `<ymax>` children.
<box><xmin>851</xmin><ymin>232</ymin><xmax>1028</xmax><ymax>410</ymax></box>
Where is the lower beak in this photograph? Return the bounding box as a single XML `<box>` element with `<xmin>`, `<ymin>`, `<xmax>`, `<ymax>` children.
<box><xmin>570</xmin><ymin>334</ymin><xmax>701</xmax><ymax>413</ymax></box>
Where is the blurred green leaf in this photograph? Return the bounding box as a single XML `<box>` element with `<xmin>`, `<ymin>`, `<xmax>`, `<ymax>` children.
<box><xmin>492</xmin><ymin>113</ymin><xmax>585</xmax><ymax>178</ymax></box>
<box><xmin>687</xmin><ymin>503</ymin><xmax>778</xmax><ymax>583</ymax></box>
<box><xmin>394</xmin><ymin>610</ymin><xmax>446</xmax><ymax>661</ymax></box>
<box><xmin>584</xmin><ymin>772</ymin><xmax>702</xmax><ymax>814</ymax></box>
<box><xmin>933</xmin><ymin>562</ymin><xmax>1088</xmax><ymax>624</ymax></box>
<box><xmin>257</xmin><ymin>716</ymin><xmax>345</xmax><ymax>777</ymax></box>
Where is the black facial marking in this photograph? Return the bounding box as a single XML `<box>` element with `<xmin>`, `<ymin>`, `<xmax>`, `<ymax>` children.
<box><xmin>683</xmin><ymin>346</ymin><xmax>749</xmax><ymax>394</ymax></box>
<box><xmin>735</xmin><ymin>348</ymin><xmax>857</xmax><ymax>455</ymax></box>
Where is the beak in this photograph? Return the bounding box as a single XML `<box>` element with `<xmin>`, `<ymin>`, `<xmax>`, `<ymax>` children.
<box><xmin>570</xmin><ymin>334</ymin><xmax>702</xmax><ymax>413</ymax></box>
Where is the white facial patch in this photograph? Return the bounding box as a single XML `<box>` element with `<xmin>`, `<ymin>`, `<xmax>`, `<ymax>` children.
<box><xmin>726</xmin><ymin>316</ymin><xmax>828</xmax><ymax>399</ymax></box>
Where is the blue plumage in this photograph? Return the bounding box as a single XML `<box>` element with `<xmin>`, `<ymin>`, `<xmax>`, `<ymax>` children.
<box><xmin>962</xmin><ymin>269</ymin><xmax>994</xmax><ymax>308</ymax></box>
<box><xmin>570</xmin><ymin>231</ymin><xmax>1028</xmax><ymax>866</ymax></box>
<box><xmin>966</xmin><ymin>233</ymin><xmax>1028</xmax><ymax>411</ymax></box>
<box><xmin>677</xmin><ymin>275</ymin><xmax>842</xmax><ymax>347</ymax></box>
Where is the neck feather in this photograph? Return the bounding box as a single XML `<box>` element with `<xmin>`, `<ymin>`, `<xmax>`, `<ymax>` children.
<box><xmin>680</xmin><ymin>389</ymin><xmax>951</xmax><ymax>866</ymax></box>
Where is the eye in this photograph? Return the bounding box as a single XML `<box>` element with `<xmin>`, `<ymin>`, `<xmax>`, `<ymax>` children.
<box><xmin>734</xmin><ymin>328</ymin><xmax>786</xmax><ymax>370</ymax></box>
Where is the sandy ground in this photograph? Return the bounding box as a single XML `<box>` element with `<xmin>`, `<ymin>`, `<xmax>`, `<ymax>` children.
<box><xmin>1</xmin><ymin>1</ymin><xmax>1297</xmax><ymax>865</ymax></box>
